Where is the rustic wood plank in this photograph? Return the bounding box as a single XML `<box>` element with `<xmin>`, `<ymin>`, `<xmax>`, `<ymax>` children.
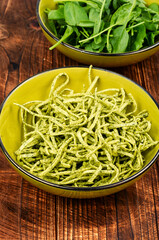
<box><xmin>0</xmin><ymin>46</ymin><xmax>9</xmax><ymax>102</ymax></box>
<box><xmin>0</xmin><ymin>172</ymin><xmax>22</xmax><ymax>239</ymax></box>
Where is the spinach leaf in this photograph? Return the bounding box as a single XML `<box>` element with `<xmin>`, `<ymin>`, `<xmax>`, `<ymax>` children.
<box><xmin>153</xmin><ymin>13</ymin><xmax>159</xmax><ymax>23</ymax></box>
<box><xmin>92</xmin><ymin>34</ymin><xmax>107</xmax><ymax>51</ymax></box>
<box><xmin>78</xmin><ymin>21</ymin><xmax>94</xmax><ymax>27</ymax></box>
<box><xmin>85</xmin><ymin>42</ymin><xmax>94</xmax><ymax>52</ymax></box>
<box><xmin>72</xmin><ymin>26</ymin><xmax>81</xmax><ymax>43</ymax></box>
<box><xmin>47</xmin><ymin>19</ymin><xmax>57</xmax><ymax>36</ymax></box>
<box><xmin>130</xmin><ymin>24</ymin><xmax>146</xmax><ymax>51</ymax></box>
<box><xmin>146</xmin><ymin>32</ymin><xmax>156</xmax><ymax>46</ymax></box>
<box><xmin>55</xmin><ymin>0</ymin><xmax>100</xmax><ymax>9</ymax></box>
<box><xmin>93</xmin><ymin>0</ymin><xmax>106</xmax><ymax>44</ymax></box>
<box><xmin>147</xmin><ymin>30</ymin><xmax>159</xmax><ymax>45</ymax></box>
<box><xmin>49</xmin><ymin>25</ymin><xmax>73</xmax><ymax>50</ymax></box>
<box><xmin>64</xmin><ymin>2</ymin><xmax>88</xmax><ymax>26</ymax></box>
<box><xmin>149</xmin><ymin>3</ymin><xmax>159</xmax><ymax>13</ymax></box>
<box><xmin>110</xmin><ymin>26</ymin><xmax>129</xmax><ymax>53</ymax></box>
<box><xmin>145</xmin><ymin>22</ymin><xmax>158</xmax><ymax>31</ymax></box>
<box><xmin>89</xmin><ymin>8</ymin><xmax>100</xmax><ymax>23</ymax></box>
<box><xmin>105</xmin><ymin>0</ymin><xmax>112</xmax><ymax>9</ymax></box>
<box><xmin>113</xmin><ymin>0</ymin><xmax>118</xmax><ymax>10</ymax></box>
<box><xmin>107</xmin><ymin>1</ymin><xmax>136</xmax><ymax>52</ymax></box>
<box><xmin>130</xmin><ymin>7</ymin><xmax>141</xmax><ymax>21</ymax></box>
<box><xmin>48</xmin><ymin>8</ymin><xmax>64</xmax><ymax>20</ymax></box>
<box><xmin>110</xmin><ymin>2</ymin><xmax>136</xmax><ymax>26</ymax></box>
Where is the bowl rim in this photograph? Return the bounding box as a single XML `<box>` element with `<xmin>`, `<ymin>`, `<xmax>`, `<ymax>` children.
<box><xmin>36</xmin><ymin>0</ymin><xmax>159</xmax><ymax>57</ymax></box>
<box><xmin>0</xmin><ymin>66</ymin><xmax>159</xmax><ymax>192</ymax></box>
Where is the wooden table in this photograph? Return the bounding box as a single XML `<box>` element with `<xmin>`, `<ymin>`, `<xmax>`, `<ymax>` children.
<box><xmin>0</xmin><ymin>1</ymin><xmax>159</xmax><ymax>239</ymax></box>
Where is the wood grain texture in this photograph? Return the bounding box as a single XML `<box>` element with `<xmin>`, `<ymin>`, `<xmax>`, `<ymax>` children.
<box><xmin>0</xmin><ymin>0</ymin><xmax>158</xmax><ymax>239</ymax></box>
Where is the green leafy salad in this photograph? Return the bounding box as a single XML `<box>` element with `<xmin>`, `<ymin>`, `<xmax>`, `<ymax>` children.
<box><xmin>44</xmin><ymin>0</ymin><xmax>159</xmax><ymax>54</ymax></box>
<box><xmin>14</xmin><ymin>66</ymin><xmax>158</xmax><ymax>187</ymax></box>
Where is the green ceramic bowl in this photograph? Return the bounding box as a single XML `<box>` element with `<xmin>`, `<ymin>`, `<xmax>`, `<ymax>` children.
<box><xmin>0</xmin><ymin>67</ymin><xmax>159</xmax><ymax>198</ymax></box>
<box><xmin>36</xmin><ymin>0</ymin><xmax>159</xmax><ymax>67</ymax></box>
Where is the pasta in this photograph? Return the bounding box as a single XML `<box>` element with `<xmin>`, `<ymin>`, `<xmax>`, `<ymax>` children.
<box><xmin>14</xmin><ymin>67</ymin><xmax>158</xmax><ymax>187</ymax></box>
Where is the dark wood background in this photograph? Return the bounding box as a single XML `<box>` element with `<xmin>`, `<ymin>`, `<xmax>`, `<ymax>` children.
<box><xmin>0</xmin><ymin>0</ymin><xmax>159</xmax><ymax>239</ymax></box>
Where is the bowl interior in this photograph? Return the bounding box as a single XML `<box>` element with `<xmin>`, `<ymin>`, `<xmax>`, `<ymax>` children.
<box><xmin>145</xmin><ymin>0</ymin><xmax>159</xmax><ymax>4</ymax></box>
<box><xmin>0</xmin><ymin>67</ymin><xmax>159</xmax><ymax>172</ymax></box>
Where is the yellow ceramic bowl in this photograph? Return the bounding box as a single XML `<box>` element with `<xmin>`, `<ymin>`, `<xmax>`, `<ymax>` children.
<box><xmin>36</xmin><ymin>0</ymin><xmax>159</xmax><ymax>67</ymax></box>
<box><xmin>0</xmin><ymin>67</ymin><xmax>159</xmax><ymax>198</ymax></box>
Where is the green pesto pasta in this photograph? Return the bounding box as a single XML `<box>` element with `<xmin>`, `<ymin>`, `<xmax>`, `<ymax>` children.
<box><xmin>14</xmin><ymin>67</ymin><xmax>158</xmax><ymax>187</ymax></box>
